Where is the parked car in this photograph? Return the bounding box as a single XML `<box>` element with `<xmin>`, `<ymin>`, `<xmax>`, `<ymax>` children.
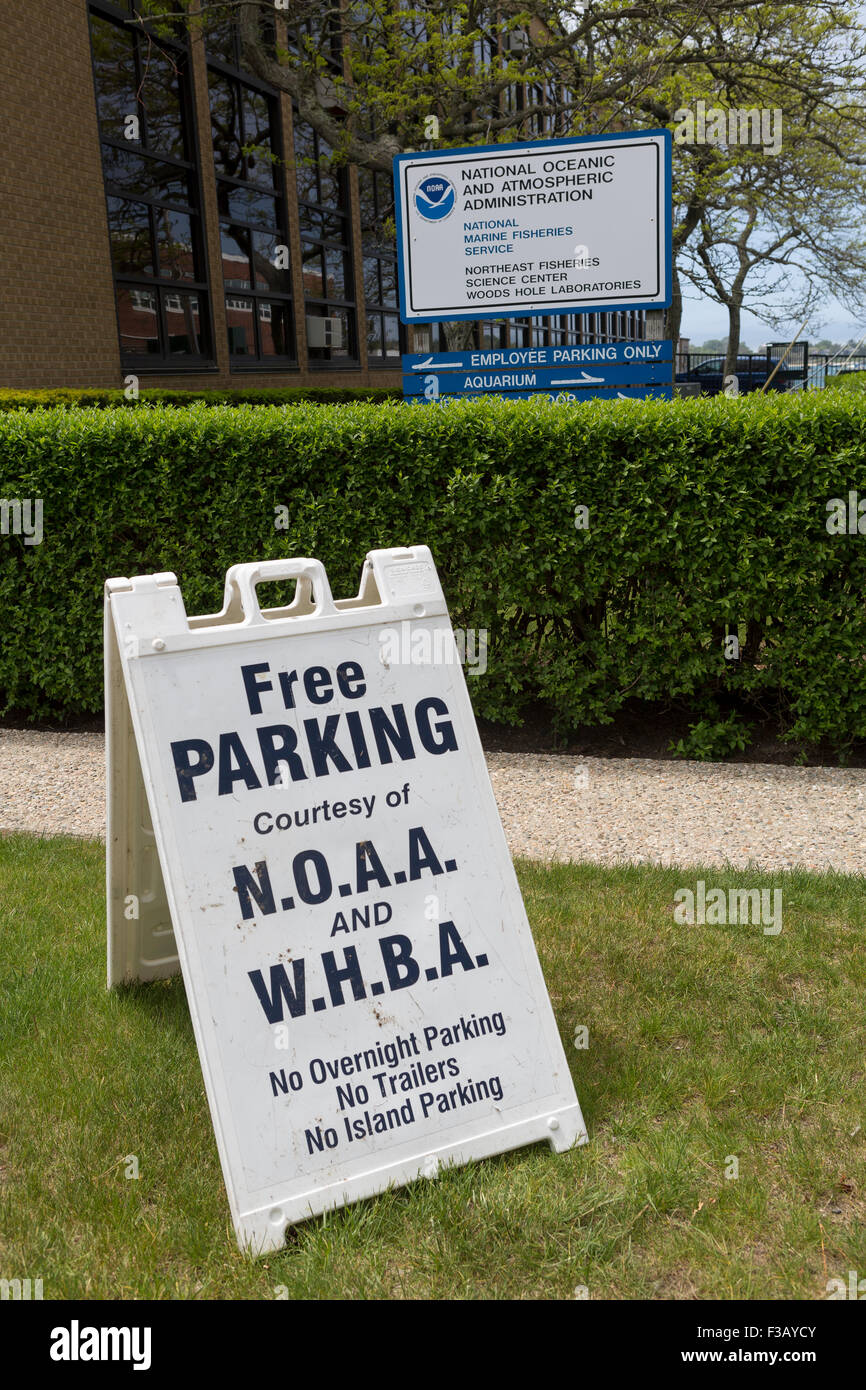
<box><xmin>675</xmin><ymin>355</ymin><xmax>799</xmax><ymax>396</ymax></box>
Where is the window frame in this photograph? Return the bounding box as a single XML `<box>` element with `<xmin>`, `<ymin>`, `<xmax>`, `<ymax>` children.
<box><xmin>205</xmin><ymin>32</ymin><xmax>298</xmax><ymax>369</ymax></box>
<box><xmin>89</xmin><ymin>0</ymin><xmax>215</xmax><ymax>371</ymax></box>
<box><xmin>359</xmin><ymin>166</ymin><xmax>405</xmax><ymax>368</ymax></box>
<box><xmin>294</xmin><ymin>110</ymin><xmax>359</xmax><ymax>369</ymax></box>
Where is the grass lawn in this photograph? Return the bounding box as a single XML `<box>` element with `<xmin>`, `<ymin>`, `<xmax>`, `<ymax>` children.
<box><xmin>1</xmin><ymin>831</ymin><xmax>864</xmax><ymax>1300</ymax></box>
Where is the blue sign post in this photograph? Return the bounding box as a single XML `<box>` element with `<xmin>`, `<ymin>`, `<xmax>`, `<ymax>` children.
<box><xmin>401</xmin><ymin>342</ymin><xmax>674</xmax><ymax>403</ymax></box>
<box><xmin>393</xmin><ymin>127</ymin><xmax>674</xmax><ymax>405</ymax></box>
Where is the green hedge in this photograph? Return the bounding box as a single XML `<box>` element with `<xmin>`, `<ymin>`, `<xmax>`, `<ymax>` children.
<box><xmin>823</xmin><ymin>371</ymin><xmax>866</xmax><ymax>393</ymax></box>
<box><xmin>2</xmin><ymin>394</ymin><xmax>866</xmax><ymax>751</ymax></box>
<box><xmin>0</xmin><ymin>386</ymin><xmax>402</xmax><ymax>410</ymax></box>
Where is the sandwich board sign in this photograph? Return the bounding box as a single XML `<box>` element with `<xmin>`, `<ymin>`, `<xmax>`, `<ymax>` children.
<box><xmin>394</xmin><ymin>128</ymin><xmax>672</xmax><ymax>323</ymax></box>
<box><xmin>105</xmin><ymin>547</ymin><xmax>586</xmax><ymax>1253</ymax></box>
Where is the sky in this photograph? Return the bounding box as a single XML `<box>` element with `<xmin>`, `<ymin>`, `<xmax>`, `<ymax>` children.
<box><xmin>674</xmin><ymin>1</ymin><xmax>866</xmax><ymax>348</ymax></box>
<box><xmin>680</xmin><ymin>289</ymin><xmax>866</xmax><ymax>350</ymax></box>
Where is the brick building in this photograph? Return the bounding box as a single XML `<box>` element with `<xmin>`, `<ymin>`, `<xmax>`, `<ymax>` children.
<box><xmin>0</xmin><ymin>1</ymin><xmax>648</xmax><ymax>391</ymax></box>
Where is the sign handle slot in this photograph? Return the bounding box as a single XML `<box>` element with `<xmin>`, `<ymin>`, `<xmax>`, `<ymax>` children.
<box><xmin>223</xmin><ymin>558</ymin><xmax>337</xmax><ymax>625</ymax></box>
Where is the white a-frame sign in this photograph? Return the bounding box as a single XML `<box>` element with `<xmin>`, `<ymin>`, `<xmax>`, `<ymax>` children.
<box><xmin>105</xmin><ymin>546</ymin><xmax>586</xmax><ymax>1253</ymax></box>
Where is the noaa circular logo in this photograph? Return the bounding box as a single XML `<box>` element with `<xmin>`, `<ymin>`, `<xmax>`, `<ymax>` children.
<box><xmin>414</xmin><ymin>174</ymin><xmax>455</xmax><ymax>221</ymax></box>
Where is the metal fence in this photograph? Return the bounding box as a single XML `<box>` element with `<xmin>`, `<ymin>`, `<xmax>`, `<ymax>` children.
<box><xmin>800</xmin><ymin>353</ymin><xmax>866</xmax><ymax>390</ymax></box>
<box><xmin>677</xmin><ymin>345</ymin><xmax>866</xmax><ymax>391</ymax></box>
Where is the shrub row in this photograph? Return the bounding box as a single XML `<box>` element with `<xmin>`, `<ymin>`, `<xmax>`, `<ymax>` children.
<box><xmin>0</xmin><ymin>386</ymin><xmax>402</xmax><ymax>411</ymax></box>
<box><xmin>2</xmin><ymin>393</ymin><xmax>866</xmax><ymax>751</ymax></box>
<box><xmin>823</xmin><ymin>371</ymin><xmax>866</xmax><ymax>392</ymax></box>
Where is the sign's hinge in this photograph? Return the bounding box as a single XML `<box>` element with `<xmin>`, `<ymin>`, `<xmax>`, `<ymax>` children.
<box><xmin>105</xmin><ymin>572</ymin><xmax>177</xmax><ymax>597</ymax></box>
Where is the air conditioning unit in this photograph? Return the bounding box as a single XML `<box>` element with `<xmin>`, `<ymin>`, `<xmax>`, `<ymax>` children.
<box><xmin>306</xmin><ymin>315</ymin><xmax>343</xmax><ymax>349</ymax></box>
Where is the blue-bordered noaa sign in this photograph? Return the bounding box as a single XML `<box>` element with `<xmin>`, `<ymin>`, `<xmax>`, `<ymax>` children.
<box><xmin>393</xmin><ymin>129</ymin><xmax>672</xmax><ymax>324</ymax></box>
<box><xmin>414</xmin><ymin>173</ymin><xmax>455</xmax><ymax>221</ymax></box>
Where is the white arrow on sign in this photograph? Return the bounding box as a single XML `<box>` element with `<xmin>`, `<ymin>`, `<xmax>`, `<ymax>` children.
<box><xmin>550</xmin><ymin>371</ymin><xmax>606</xmax><ymax>385</ymax></box>
<box><xmin>411</xmin><ymin>356</ymin><xmax>463</xmax><ymax>370</ymax></box>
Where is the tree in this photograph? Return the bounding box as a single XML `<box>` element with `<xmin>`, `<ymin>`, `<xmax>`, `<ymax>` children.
<box><xmin>624</xmin><ymin>2</ymin><xmax>866</xmax><ymax>363</ymax></box>
<box><xmin>693</xmin><ymin>339</ymin><xmax>756</xmax><ymax>354</ymax></box>
<box><xmin>672</xmin><ymin>106</ymin><xmax>866</xmax><ymax>374</ymax></box>
<box><xmin>216</xmin><ymin>2</ymin><xmax>790</xmax><ymax>172</ymax></box>
<box><xmin>137</xmin><ymin>2</ymin><xmax>866</xmax><ymax>355</ymax></box>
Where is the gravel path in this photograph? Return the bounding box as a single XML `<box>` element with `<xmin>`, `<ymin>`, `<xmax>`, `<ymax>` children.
<box><xmin>1</xmin><ymin>730</ymin><xmax>864</xmax><ymax>873</ymax></box>
<box><xmin>486</xmin><ymin>752</ymin><xmax>866</xmax><ymax>873</ymax></box>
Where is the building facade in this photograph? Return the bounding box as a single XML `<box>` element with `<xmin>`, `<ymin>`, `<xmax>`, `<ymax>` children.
<box><xmin>0</xmin><ymin>1</ymin><xmax>647</xmax><ymax>391</ymax></box>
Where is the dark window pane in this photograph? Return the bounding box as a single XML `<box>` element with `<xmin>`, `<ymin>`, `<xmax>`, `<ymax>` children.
<box><xmin>293</xmin><ymin>118</ymin><xmax>318</xmax><ymax>201</ymax></box>
<box><xmin>164</xmin><ymin>290</ymin><xmax>205</xmax><ymax>355</ymax></box>
<box><xmin>243</xmin><ymin>88</ymin><xmax>275</xmax><ymax>187</ymax></box>
<box><xmin>294</xmin><ymin>159</ymin><xmax>318</xmax><ymax>206</ymax></box>
<box><xmin>379</xmin><ymin>258</ymin><xmax>397</xmax><ymax>307</ymax></box>
<box><xmin>202</xmin><ymin>3</ymin><xmax>237</xmax><ymax>65</ymax></box>
<box><xmin>259</xmin><ymin>10</ymin><xmax>278</xmax><ymax>57</ymax></box>
<box><xmin>209</xmin><ymin>71</ymin><xmax>243</xmax><ymax>179</ymax></box>
<box><xmin>375</xmin><ymin>171</ymin><xmax>394</xmax><ymax>222</ymax></box>
<box><xmin>366</xmin><ymin>313</ymin><xmax>384</xmax><ymax>358</ymax></box>
<box><xmin>294</xmin><ymin>109</ymin><xmax>355</xmax><ymax>363</ymax></box>
<box><xmin>324</xmin><ymin>247</ymin><xmax>349</xmax><ymax>298</ymax></box>
<box><xmin>363</xmin><ymin>256</ymin><xmax>380</xmax><ymax>304</ymax></box>
<box><xmin>94</xmin><ymin>9</ymin><xmax>210</xmax><ymax>369</ymax></box>
<box><xmin>382</xmin><ymin>314</ymin><xmax>400</xmax><ymax>357</ymax></box>
<box><xmin>220</xmin><ymin>223</ymin><xmax>253</xmax><ymax>288</ymax></box>
<box><xmin>155</xmin><ymin>207</ymin><xmax>196</xmax><ymax>279</ymax></box>
<box><xmin>330</xmin><ymin>308</ymin><xmax>352</xmax><ymax>358</ymax></box>
<box><xmin>301</xmin><ymin>245</ymin><xmax>325</xmax><ymax>297</ymax></box>
<box><xmin>107</xmin><ymin>197</ymin><xmax>155</xmax><ymax>276</ymax></box>
<box><xmin>300</xmin><ymin>14</ymin><xmax>342</xmax><ymax>69</ymax></box>
<box><xmin>325</xmin><ymin>213</ymin><xmax>350</xmax><ymax>241</ymax></box>
<box><xmin>252</xmin><ymin>231</ymin><xmax>291</xmax><ymax>292</ymax></box>
<box><xmin>140</xmin><ymin>47</ymin><xmax>186</xmax><ymax>159</ymax></box>
<box><xmin>217</xmin><ymin>182</ymin><xmax>278</xmax><ymax>228</ymax></box>
<box><xmin>318</xmin><ymin>148</ymin><xmax>342</xmax><ymax>208</ymax></box>
<box><xmin>298</xmin><ymin>205</ymin><xmax>346</xmax><ymax>241</ymax></box>
<box><xmin>358</xmin><ymin>171</ymin><xmax>376</xmax><ymax>231</ymax></box>
<box><xmin>259</xmin><ymin>301</ymin><xmax>294</xmax><ymax>357</ymax></box>
<box><xmin>91</xmin><ymin>18</ymin><xmax>137</xmax><ymax>145</ymax></box>
<box><xmin>226</xmin><ymin>294</ymin><xmax>255</xmax><ymax>354</ymax></box>
<box><xmin>296</xmin><ymin>203</ymin><xmax>316</xmax><ymax>235</ymax></box>
<box><xmin>359</xmin><ymin>167</ymin><xmax>394</xmax><ymax>244</ymax></box>
<box><xmin>139</xmin><ymin>0</ymin><xmax>183</xmax><ymax>24</ymax></box>
<box><xmin>117</xmin><ymin>286</ymin><xmax>159</xmax><ymax>355</ymax></box>
<box><xmin>101</xmin><ymin>145</ymin><xmax>191</xmax><ymax>204</ymax></box>
<box><xmin>206</xmin><ymin>5</ymin><xmax>275</xmax><ymax>60</ymax></box>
